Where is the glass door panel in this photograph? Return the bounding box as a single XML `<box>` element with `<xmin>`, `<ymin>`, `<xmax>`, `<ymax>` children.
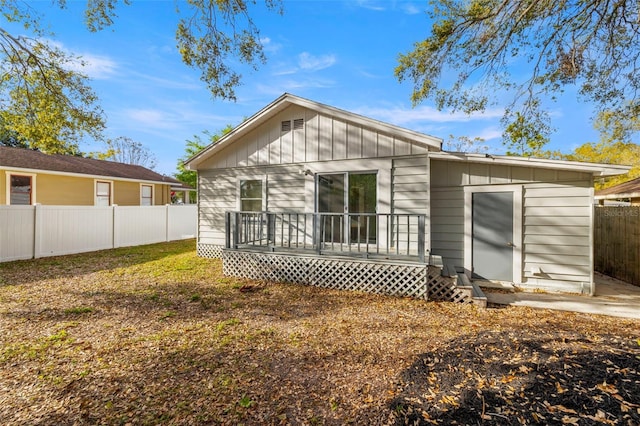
<box><xmin>348</xmin><ymin>173</ymin><xmax>377</xmax><ymax>243</ymax></box>
<box><xmin>318</xmin><ymin>174</ymin><xmax>346</xmax><ymax>243</ymax></box>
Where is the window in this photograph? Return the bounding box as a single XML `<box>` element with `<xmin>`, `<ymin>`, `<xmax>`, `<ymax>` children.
<box><xmin>95</xmin><ymin>181</ymin><xmax>112</xmax><ymax>206</ymax></box>
<box><xmin>239</xmin><ymin>179</ymin><xmax>263</xmax><ymax>211</ymax></box>
<box><xmin>141</xmin><ymin>185</ymin><xmax>153</xmax><ymax>206</ymax></box>
<box><xmin>10</xmin><ymin>175</ymin><xmax>32</xmax><ymax>205</ymax></box>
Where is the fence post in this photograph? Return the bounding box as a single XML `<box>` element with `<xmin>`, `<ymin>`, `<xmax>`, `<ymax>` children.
<box><xmin>112</xmin><ymin>205</ymin><xmax>119</xmax><ymax>248</ymax></box>
<box><xmin>165</xmin><ymin>204</ymin><xmax>170</xmax><ymax>242</ymax></box>
<box><xmin>33</xmin><ymin>204</ymin><xmax>41</xmax><ymax>259</ymax></box>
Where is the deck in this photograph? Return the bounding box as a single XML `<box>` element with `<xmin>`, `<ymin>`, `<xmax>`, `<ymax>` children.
<box><xmin>222</xmin><ymin>212</ymin><xmax>485</xmax><ymax>305</ymax></box>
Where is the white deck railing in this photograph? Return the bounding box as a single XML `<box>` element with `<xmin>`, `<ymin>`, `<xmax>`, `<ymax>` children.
<box><xmin>225</xmin><ymin>211</ymin><xmax>427</xmax><ymax>263</ymax></box>
<box><xmin>0</xmin><ymin>204</ymin><xmax>197</xmax><ymax>262</ymax></box>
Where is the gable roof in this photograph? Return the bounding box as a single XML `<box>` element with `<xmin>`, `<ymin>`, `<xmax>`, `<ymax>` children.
<box><xmin>184</xmin><ymin>93</ymin><xmax>443</xmax><ymax>169</ymax></box>
<box><xmin>595</xmin><ymin>176</ymin><xmax>640</xmax><ymax>199</ymax></box>
<box><xmin>0</xmin><ymin>146</ymin><xmax>173</xmax><ymax>184</ymax></box>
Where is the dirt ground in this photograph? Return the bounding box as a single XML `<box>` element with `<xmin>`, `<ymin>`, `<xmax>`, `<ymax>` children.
<box><xmin>1</xmin><ymin>240</ymin><xmax>638</xmax><ymax>425</ymax></box>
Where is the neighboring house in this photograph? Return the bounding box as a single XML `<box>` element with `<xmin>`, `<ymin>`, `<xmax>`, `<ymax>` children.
<box><xmin>185</xmin><ymin>93</ymin><xmax>629</xmax><ymax>297</ymax></box>
<box><xmin>1</xmin><ymin>146</ymin><xmax>182</xmax><ymax>206</ymax></box>
<box><xmin>595</xmin><ymin>177</ymin><xmax>640</xmax><ymax>205</ymax></box>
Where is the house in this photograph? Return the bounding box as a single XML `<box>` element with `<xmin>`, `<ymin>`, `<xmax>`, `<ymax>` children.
<box><xmin>1</xmin><ymin>146</ymin><xmax>189</xmax><ymax>206</ymax></box>
<box><xmin>185</xmin><ymin>94</ymin><xmax>629</xmax><ymax>299</ymax></box>
<box><xmin>595</xmin><ymin>177</ymin><xmax>640</xmax><ymax>205</ymax></box>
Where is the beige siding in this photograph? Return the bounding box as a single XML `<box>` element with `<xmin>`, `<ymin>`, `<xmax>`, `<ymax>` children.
<box><xmin>392</xmin><ymin>156</ymin><xmax>430</xmax><ymax>253</ymax></box>
<box><xmin>430</xmin><ymin>158</ymin><xmax>595</xmax><ymax>292</ymax></box>
<box><xmin>197</xmin><ymin>165</ymin><xmax>306</xmax><ymax>246</ymax></box>
<box><xmin>522</xmin><ymin>182</ymin><xmax>592</xmax><ymax>288</ymax></box>
<box><xmin>431</xmin><ymin>159</ymin><xmax>591</xmax><ymax>188</ymax></box>
<box><xmin>430</xmin><ymin>187</ymin><xmax>464</xmax><ymax>266</ymax></box>
<box><xmin>204</xmin><ymin>105</ymin><xmax>430</xmax><ymax>169</ymax></box>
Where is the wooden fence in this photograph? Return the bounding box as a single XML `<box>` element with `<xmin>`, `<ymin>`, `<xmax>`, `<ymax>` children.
<box><xmin>594</xmin><ymin>206</ymin><xmax>640</xmax><ymax>286</ymax></box>
<box><xmin>0</xmin><ymin>204</ymin><xmax>197</xmax><ymax>263</ymax></box>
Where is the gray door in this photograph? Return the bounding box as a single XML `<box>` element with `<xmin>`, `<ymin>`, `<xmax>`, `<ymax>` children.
<box><xmin>472</xmin><ymin>192</ymin><xmax>514</xmax><ymax>281</ymax></box>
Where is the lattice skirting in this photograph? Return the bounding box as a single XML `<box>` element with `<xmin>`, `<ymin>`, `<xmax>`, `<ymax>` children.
<box><xmin>222</xmin><ymin>250</ymin><xmax>472</xmax><ymax>303</ymax></box>
<box><xmin>197</xmin><ymin>243</ymin><xmax>224</xmax><ymax>259</ymax></box>
<box><xmin>427</xmin><ymin>267</ymin><xmax>474</xmax><ymax>304</ymax></box>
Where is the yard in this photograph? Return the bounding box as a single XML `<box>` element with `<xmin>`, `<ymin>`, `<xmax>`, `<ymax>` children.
<box><xmin>0</xmin><ymin>240</ymin><xmax>638</xmax><ymax>425</ymax></box>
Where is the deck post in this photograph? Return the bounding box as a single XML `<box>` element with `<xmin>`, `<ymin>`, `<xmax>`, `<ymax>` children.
<box><xmin>225</xmin><ymin>212</ymin><xmax>231</xmax><ymax>249</ymax></box>
<box><xmin>418</xmin><ymin>215</ymin><xmax>426</xmax><ymax>264</ymax></box>
<box><xmin>314</xmin><ymin>213</ymin><xmax>321</xmax><ymax>255</ymax></box>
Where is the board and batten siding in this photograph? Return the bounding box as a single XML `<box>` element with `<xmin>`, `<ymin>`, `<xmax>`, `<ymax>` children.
<box><xmin>198</xmin><ymin>165</ymin><xmax>306</xmax><ymax>246</ymax></box>
<box><xmin>198</xmin><ymin>104</ymin><xmax>430</xmax><ymax>170</ymax></box>
<box><xmin>430</xmin><ymin>158</ymin><xmax>594</xmax><ymax>292</ymax></box>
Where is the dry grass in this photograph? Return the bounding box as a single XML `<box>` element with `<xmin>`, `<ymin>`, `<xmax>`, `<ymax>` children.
<box><xmin>0</xmin><ymin>240</ymin><xmax>638</xmax><ymax>425</ymax></box>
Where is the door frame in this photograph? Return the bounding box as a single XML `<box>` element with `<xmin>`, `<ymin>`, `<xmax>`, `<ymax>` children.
<box><xmin>463</xmin><ymin>185</ymin><xmax>523</xmax><ymax>284</ymax></box>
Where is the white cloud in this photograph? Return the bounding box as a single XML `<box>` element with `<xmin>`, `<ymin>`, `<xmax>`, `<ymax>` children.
<box><xmin>401</xmin><ymin>3</ymin><xmax>422</xmax><ymax>15</ymax></box>
<box><xmin>73</xmin><ymin>53</ymin><xmax>118</xmax><ymax>79</ymax></box>
<box><xmin>354</xmin><ymin>0</ymin><xmax>386</xmax><ymax>11</ymax></box>
<box><xmin>355</xmin><ymin>104</ymin><xmax>504</xmax><ymax>125</ymax></box>
<box><xmin>298</xmin><ymin>52</ymin><xmax>337</xmax><ymax>71</ymax></box>
<box><xmin>41</xmin><ymin>38</ymin><xmax>118</xmax><ymax>79</ymax></box>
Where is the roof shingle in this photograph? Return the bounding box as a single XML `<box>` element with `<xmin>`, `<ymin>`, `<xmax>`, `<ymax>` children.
<box><xmin>0</xmin><ymin>146</ymin><xmax>174</xmax><ymax>183</ymax></box>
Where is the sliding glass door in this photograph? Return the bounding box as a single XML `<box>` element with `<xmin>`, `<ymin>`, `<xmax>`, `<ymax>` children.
<box><xmin>317</xmin><ymin>172</ymin><xmax>377</xmax><ymax>245</ymax></box>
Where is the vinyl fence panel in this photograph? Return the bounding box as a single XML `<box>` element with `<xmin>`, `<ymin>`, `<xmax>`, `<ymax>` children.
<box><xmin>0</xmin><ymin>206</ymin><xmax>35</xmax><ymax>262</ymax></box>
<box><xmin>114</xmin><ymin>206</ymin><xmax>168</xmax><ymax>248</ymax></box>
<box><xmin>35</xmin><ymin>205</ymin><xmax>114</xmax><ymax>258</ymax></box>
<box><xmin>0</xmin><ymin>205</ymin><xmax>197</xmax><ymax>263</ymax></box>
<box><xmin>168</xmin><ymin>205</ymin><xmax>198</xmax><ymax>241</ymax></box>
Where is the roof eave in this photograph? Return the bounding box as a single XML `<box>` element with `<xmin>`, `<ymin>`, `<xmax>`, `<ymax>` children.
<box><xmin>430</xmin><ymin>152</ymin><xmax>631</xmax><ymax>177</ymax></box>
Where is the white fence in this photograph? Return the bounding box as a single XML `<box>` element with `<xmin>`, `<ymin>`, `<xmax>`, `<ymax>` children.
<box><xmin>0</xmin><ymin>204</ymin><xmax>197</xmax><ymax>263</ymax></box>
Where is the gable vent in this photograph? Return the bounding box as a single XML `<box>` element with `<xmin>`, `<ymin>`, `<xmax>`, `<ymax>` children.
<box><xmin>281</xmin><ymin>120</ymin><xmax>291</xmax><ymax>132</ymax></box>
<box><xmin>293</xmin><ymin>118</ymin><xmax>304</xmax><ymax>130</ymax></box>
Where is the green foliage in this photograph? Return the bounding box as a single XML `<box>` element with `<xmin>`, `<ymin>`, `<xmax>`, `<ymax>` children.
<box><xmin>0</xmin><ymin>0</ymin><xmax>280</xmax><ymax>156</ymax></box>
<box><xmin>175</xmin><ymin>1</ymin><xmax>283</xmax><ymax>101</ymax></box>
<box><xmin>175</xmin><ymin>126</ymin><xmax>233</xmax><ymax>203</ymax></box>
<box><xmin>502</xmin><ymin>111</ymin><xmax>551</xmax><ymax>156</ymax></box>
<box><xmin>0</xmin><ymin>34</ymin><xmax>105</xmax><ymax>154</ymax></box>
<box><xmin>444</xmin><ymin>134</ymin><xmax>488</xmax><ymax>153</ymax></box>
<box><xmin>549</xmin><ymin>109</ymin><xmax>640</xmax><ymax>188</ymax></box>
<box><xmin>396</xmin><ymin>0</ymin><xmax>640</xmax><ymax>151</ymax></box>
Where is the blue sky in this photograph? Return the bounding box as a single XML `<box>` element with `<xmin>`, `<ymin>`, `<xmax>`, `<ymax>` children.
<box><xmin>8</xmin><ymin>0</ymin><xmax>600</xmax><ymax>175</ymax></box>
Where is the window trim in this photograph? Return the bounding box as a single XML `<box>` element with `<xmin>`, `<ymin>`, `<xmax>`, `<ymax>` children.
<box><xmin>237</xmin><ymin>176</ymin><xmax>267</xmax><ymax>212</ymax></box>
<box><xmin>5</xmin><ymin>172</ymin><xmax>36</xmax><ymax>205</ymax></box>
<box><xmin>140</xmin><ymin>183</ymin><xmax>154</xmax><ymax>206</ymax></box>
<box><xmin>94</xmin><ymin>179</ymin><xmax>114</xmax><ymax>206</ymax></box>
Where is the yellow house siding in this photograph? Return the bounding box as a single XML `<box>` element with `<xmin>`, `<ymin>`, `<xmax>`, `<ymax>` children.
<box><xmin>155</xmin><ymin>184</ymin><xmax>171</xmax><ymax>205</ymax></box>
<box><xmin>113</xmin><ymin>181</ymin><xmax>141</xmax><ymax>206</ymax></box>
<box><xmin>37</xmin><ymin>174</ymin><xmax>94</xmax><ymax>205</ymax></box>
<box><xmin>0</xmin><ymin>172</ymin><xmax>5</xmax><ymax>204</ymax></box>
<box><xmin>2</xmin><ymin>166</ymin><xmax>175</xmax><ymax>206</ymax></box>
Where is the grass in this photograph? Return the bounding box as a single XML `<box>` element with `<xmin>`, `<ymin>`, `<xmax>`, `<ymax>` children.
<box><xmin>0</xmin><ymin>239</ymin><xmax>638</xmax><ymax>425</ymax></box>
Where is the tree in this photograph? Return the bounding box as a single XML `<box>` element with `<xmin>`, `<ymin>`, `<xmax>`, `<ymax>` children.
<box><xmin>444</xmin><ymin>134</ymin><xmax>488</xmax><ymax>154</ymax></box>
<box><xmin>2</xmin><ymin>0</ymin><xmax>282</xmax><ymax>103</ymax></box>
<box><xmin>395</xmin><ymin>0</ymin><xmax>640</xmax><ymax>151</ymax></box>
<box><xmin>99</xmin><ymin>137</ymin><xmax>157</xmax><ymax>169</ymax></box>
<box><xmin>564</xmin><ymin>110</ymin><xmax>640</xmax><ymax>189</ymax></box>
<box><xmin>175</xmin><ymin>126</ymin><xmax>233</xmax><ymax>203</ymax></box>
<box><xmin>0</xmin><ymin>27</ymin><xmax>105</xmax><ymax>153</ymax></box>
<box><xmin>0</xmin><ymin>116</ymin><xmax>28</xmax><ymax>148</ymax></box>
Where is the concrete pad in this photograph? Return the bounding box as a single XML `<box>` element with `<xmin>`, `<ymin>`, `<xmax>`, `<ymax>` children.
<box><xmin>484</xmin><ymin>273</ymin><xmax>640</xmax><ymax>320</ymax></box>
